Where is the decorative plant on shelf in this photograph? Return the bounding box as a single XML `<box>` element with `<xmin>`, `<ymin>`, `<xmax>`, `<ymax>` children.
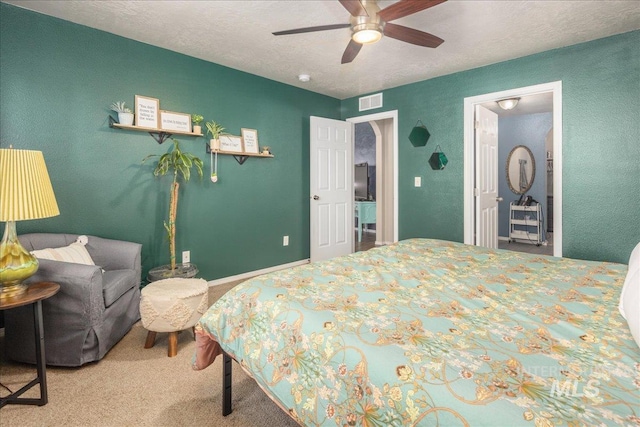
<box><xmin>191</xmin><ymin>114</ymin><xmax>204</xmax><ymax>134</ymax></box>
<box><xmin>143</xmin><ymin>138</ymin><xmax>203</xmax><ymax>274</ymax></box>
<box><xmin>205</xmin><ymin>120</ymin><xmax>225</xmax><ymax>151</ymax></box>
<box><xmin>110</xmin><ymin>101</ymin><xmax>134</xmax><ymax>126</ymax></box>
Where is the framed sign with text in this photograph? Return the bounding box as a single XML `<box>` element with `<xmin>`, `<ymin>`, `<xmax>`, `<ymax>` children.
<box><xmin>134</xmin><ymin>95</ymin><xmax>160</xmax><ymax>128</ymax></box>
<box><xmin>241</xmin><ymin>128</ymin><xmax>259</xmax><ymax>154</ymax></box>
<box><xmin>160</xmin><ymin>110</ymin><xmax>191</xmax><ymax>132</ymax></box>
<box><xmin>219</xmin><ymin>135</ymin><xmax>243</xmax><ymax>153</ymax></box>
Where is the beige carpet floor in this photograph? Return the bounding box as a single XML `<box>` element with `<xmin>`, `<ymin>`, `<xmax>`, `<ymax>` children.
<box><xmin>0</xmin><ymin>281</ymin><xmax>299</xmax><ymax>426</ymax></box>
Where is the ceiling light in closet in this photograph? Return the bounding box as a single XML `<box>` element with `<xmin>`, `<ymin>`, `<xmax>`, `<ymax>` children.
<box><xmin>497</xmin><ymin>98</ymin><xmax>520</xmax><ymax>110</ymax></box>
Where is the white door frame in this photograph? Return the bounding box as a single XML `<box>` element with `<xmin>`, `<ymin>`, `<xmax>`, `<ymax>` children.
<box><xmin>347</xmin><ymin>110</ymin><xmax>399</xmax><ymax>245</ymax></box>
<box><xmin>463</xmin><ymin>81</ymin><xmax>563</xmax><ymax>257</ymax></box>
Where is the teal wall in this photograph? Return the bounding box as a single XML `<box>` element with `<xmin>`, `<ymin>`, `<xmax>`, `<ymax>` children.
<box><xmin>0</xmin><ymin>3</ymin><xmax>340</xmax><ymax>280</ymax></box>
<box><xmin>341</xmin><ymin>31</ymin><xmax>640</xmax><ymax>264</ymax></box>
<box><xmin>2</xmin><ymin>4</ymin><xmax>638</xmax><ymax>276</ymax></box>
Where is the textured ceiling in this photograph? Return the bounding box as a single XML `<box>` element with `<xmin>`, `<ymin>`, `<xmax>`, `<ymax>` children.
<box><xmin>4</xmin><ymin>0</ymin><xmax>640</xmax><ymax>99</ymax></box>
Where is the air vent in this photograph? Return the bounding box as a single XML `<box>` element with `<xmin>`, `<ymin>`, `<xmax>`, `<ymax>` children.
<box><xmin>359</xmin><ymin>93</ymin><xmax>383</xmax><ymax>112</ymax></box>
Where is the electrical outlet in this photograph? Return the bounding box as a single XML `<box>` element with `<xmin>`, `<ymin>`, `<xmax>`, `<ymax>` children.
<box><xmin>283</xmin><ymin>236</ymin><xmax>289</xmax><ymax>246</ymax></box>
<box><xmin>414</xmin><ymin>177</ymin><xmax>422</xmax><ymax>187</ymax></box>
<box><xmin>182</xmin><ymin>250</ymin><xmax>190</xmax><ymax>264</ymax></box>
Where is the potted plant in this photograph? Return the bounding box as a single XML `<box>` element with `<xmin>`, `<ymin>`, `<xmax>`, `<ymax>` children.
<box><xmin>205</xmin><ymin>120</ymin><xmax>225</xmax><ymax>151</ymax></box>
<box><xmin>143</xmin><ymin>138</ymin><xmax>204</xmax><ymax>281</ymax></box>
<box><xmin>192</xmin><ymin>114</ymin><xmax>203</xmax><ymax>135</ymax></box>
<box><xmin>110</xmin><ymin>101</ymin><xmax>134</xmax><ymax>126</ymax></box>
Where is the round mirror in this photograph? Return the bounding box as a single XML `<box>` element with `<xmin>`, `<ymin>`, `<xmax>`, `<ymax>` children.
<box><xmin>506</xmin><ymin>145</ymin><xmax>535</xmax><ymax>195</ymax></box>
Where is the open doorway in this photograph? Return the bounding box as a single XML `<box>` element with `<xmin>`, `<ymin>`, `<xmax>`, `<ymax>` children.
<box><xmin>348</xmin><ymin>110</ymin><xmax>398</xmax><ymax>253</ymax></box>
<box><xmin>354</xmin><ymin>123</ymin><xmax>377</xmax><ymax>252</ymax></box>
<box><xmin>463</xmin><ymin>82</ymin><xmax>563</xmax><ymax>257</ymax></box>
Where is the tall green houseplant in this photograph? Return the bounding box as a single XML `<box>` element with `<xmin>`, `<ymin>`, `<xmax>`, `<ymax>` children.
<box><xmin>144</xmin><ymin>139</ymin><xmax>203</xmax><ymax>272</ymax></box>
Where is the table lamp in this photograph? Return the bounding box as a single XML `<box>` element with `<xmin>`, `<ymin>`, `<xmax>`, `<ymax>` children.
<box><xmin>0</xmin><ymin>147</ymin><xmax>59</xmax><ymax>299</ymax></box>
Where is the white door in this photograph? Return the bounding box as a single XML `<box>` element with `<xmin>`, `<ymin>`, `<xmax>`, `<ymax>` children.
<box><xmin>310</xmin><ymin>116</ymin><xmax>353</xmax><ymax>262</ymax></box>
<box><xmin>475</xmin><ymin>105</ymin><xmax>500</xmax><ymax>249</ymax></box>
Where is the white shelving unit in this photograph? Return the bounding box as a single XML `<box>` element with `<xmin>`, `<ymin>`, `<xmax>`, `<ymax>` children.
<box><xmin>509</xmin><ymin>203</ymin><xmax>543</xmax><ymax>245</ymax></box>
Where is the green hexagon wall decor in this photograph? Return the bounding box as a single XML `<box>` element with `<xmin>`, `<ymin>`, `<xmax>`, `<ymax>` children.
<box><xmin>409</xmin><ymin>121</ymin><xmax>430</xmax><ymax>147</ymax></box>
<box><xmin>429</xmin><ymin>145</ymin><xmax>448</xmax><ymax>170</ymax></box>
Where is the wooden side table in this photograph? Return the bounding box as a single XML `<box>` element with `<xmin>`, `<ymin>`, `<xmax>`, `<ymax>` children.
<box><xmin>0</xmin><ymin>281</ymin><xmax>59</xmax><ymax>408</ymax></box>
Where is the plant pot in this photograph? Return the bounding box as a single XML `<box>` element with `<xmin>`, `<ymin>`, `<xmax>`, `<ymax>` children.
<box><xmin>146</xmin><ymin>263</ymin><xmax>199</xmax><ymax>283</ymax></box>
<box><xmin>118</xmin><ymin>112</ymin><xmax>134</xmax><ymax>126</ymax></box>
<box><xmin>210</xmin><ymin>138</ymin><xmax>220</xmax><ymax>151</ymax></box>
<box><xmin>193</xmin><ymin>125</ymin><xmax>201</xmax><ymax>134</ymax></box>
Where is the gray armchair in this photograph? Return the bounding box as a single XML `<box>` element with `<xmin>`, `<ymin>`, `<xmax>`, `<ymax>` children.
<box><xmin>4</xmin><ymin>233</ymin><xmax>142</xmax><ymax>366</ymax></box>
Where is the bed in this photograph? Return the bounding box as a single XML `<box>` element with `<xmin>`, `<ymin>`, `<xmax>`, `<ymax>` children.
<box><xmin>193</xmin><ymin>238</ymin><xmax>640</xmax><ymax>426</ymax></box>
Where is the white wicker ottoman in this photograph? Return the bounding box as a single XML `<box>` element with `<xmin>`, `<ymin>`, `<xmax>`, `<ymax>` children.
<box><xmin>140</xmin><ymin>278</ymin><xmax>209</xmax><ymax>357</ymax></box>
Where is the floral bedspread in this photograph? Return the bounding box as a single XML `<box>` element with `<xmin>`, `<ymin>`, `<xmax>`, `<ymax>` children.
<box><xmin>193</xmin><ymin>238</ymin><xmax>640</xmax><ymax>426</ymax></box>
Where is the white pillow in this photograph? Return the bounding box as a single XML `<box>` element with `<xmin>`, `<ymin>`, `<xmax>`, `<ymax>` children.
<box><xmin>619</xmin><ymin>242</ymin><xmax>640</xmax><ymax>348</ymax></box>
<box><xmin>619</xmin><ymin>242</ymin><xmax>640</xmax><ymax>319</ymax></box>
<box><xmin>31</xmin><ymin>235</ymin><xmax>95</xmax><ymax>266</ymax></box>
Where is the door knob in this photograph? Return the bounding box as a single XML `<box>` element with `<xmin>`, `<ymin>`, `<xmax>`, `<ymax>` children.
<box><xmin>496</xmin><ymin>197</ymin><xmax>504</xmax><ymax>202</ymax></box>
<box><xmin>312</xmin><ymin>195</ymin><xmax>320</xmax><ymax>200</ymax></box>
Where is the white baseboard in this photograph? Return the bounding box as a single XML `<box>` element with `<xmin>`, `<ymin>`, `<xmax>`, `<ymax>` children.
<box><xmin>498</xmin><ymin>236</ymin><xmax>509</xmax><ymax>241</ymax></box>
<box><xmin>207</xmin><ymin>259</ymin><xmax>310</xmax><ymax>287</ymax></box>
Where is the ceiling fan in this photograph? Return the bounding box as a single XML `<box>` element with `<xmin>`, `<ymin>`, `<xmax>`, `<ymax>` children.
<box><xmin>273</xmin><ymin>0</ymin><xmax>446</xmax><ymax>64</ymax></box>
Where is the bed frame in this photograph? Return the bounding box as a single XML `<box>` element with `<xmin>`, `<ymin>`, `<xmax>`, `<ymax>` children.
<box><xmin>222</xmin><ymin>352</ymin><xmax>233</xmax><ymax>416</ymax></box>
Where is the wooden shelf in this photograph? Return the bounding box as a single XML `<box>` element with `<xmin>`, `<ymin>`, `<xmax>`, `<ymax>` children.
<box><xmin>208</xmin><ymin>149</ymin><xmax>273</xmax><ymax>158</ymax></box>
<box><xmin>108</xmin><ymin>115</ymin><xmax>203</xmax><ymax>144</ymax></box>
<box><xmin>206</xmin><ymin>147</ymin><xmax>274</xmax><ymax>165</ymax></box>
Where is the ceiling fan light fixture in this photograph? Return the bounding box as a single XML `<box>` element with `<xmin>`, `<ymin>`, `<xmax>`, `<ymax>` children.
<box><xmin>497</xmin><ymin>98</ymin><xmax>520</xmax><ymax>110</ymax></box>
<box><xmin>352</xmin><ymin>23</ymin><xmax>383</xmax><ymax>44</ymax></box>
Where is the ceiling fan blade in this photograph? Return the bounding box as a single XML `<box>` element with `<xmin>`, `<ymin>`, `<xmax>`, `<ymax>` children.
<box><xmin>383</xmin><ymin>22</ymin><xmax>444</xmax><ymax>48</ymax></box>
<box><xmin>378</xmin><ymin>0</ymin><xmax>446</xmax><ymax>22</ymax></box>
<box><xmin>273</xmin><ymin>23</ymin><xmax>350</xmax><ymax>36</ymax></box>
<box><xmin>338</xmin><ymin>0</ymin><xmax>368</xmax><ymax>17</ymax></box>
<box><xmin>341</xmin><ymin>39</ymin><xmax>363</xmax><ymax>64</ymax></box>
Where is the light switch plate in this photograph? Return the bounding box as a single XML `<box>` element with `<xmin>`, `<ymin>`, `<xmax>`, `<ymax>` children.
<box><xmin>414</xmin><ymin>177</ymin><xmax>422</xmax><ymax>187</ymax></box>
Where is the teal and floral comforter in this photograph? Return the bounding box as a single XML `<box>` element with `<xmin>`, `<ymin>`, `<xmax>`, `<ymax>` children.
<box><xmin>194</xmin><ymin>239</ymin><xmax>640</xmax><ymax>426</ymax></box>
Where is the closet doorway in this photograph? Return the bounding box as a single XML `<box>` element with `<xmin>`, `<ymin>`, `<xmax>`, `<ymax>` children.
<box><xmin>463</xmin><ymin>82</ymin><xmax>563</xmax><ymax>257</ymax></box>
<box><xmin>481</xmin><ymin>95</ymin><xmax>554</xmax><ymax>256</ymax></box>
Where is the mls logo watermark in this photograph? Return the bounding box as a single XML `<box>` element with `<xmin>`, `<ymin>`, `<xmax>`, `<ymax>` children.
<box><xmin>550</xmin><ymin>379</ymin><xmax>600</xmax><ymax>398</ymax></box>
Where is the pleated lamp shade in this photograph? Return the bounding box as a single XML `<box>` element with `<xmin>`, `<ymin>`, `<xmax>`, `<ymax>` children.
<box><xmin>0</xmin><ymin>148</ymin><xmax>60</xmax><ymax>221</ymax></box>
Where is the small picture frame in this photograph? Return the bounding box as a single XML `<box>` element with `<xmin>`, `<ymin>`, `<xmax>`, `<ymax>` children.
<box><xmin>135</xmin><ymin>95</ymin><xmax>160</xmax><ymax>128</ymax></box>
<box><xmin>241</xmin><ymin>128</ymin><xmax>259</xmax><ymax>154</ymax></box>
<box><xmin>219</xmin><ymin>134</ymin><xmax>243</xmax><ymax>153</ymax></box>
<box><xmin>160</xmin><ymin>110</ymin><xmax>192</xmax><ymax>132</ymax></box>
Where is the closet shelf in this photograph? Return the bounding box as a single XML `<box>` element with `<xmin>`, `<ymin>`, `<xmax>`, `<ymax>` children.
<box><xmin>509</xmin><ymin>202</ymin><xmax>543</xmax><ymax>246</ymax></box>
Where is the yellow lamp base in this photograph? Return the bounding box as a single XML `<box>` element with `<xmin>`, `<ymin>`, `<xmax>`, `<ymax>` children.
<box><xmin>0</xmin><ymin>221</ymin><xmax>38</xmax><ymax>300</ymax></box>
<box><xmin>0</xmin><ymin>283</ymin><xmax>28</xmax><ymax>300</ymax></box>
